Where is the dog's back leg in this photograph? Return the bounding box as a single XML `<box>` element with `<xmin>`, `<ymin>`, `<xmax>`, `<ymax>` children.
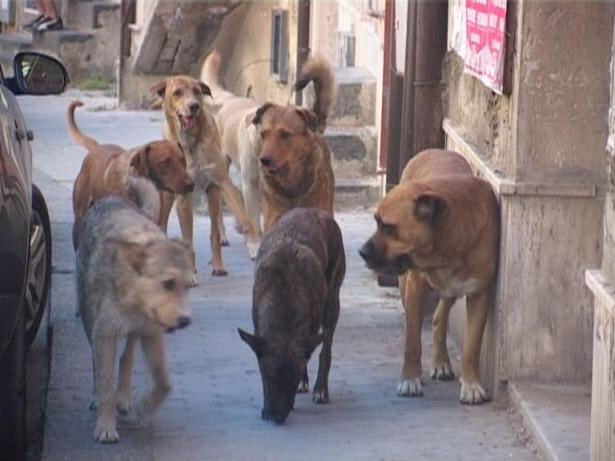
<box><xmin>207</xmin><ymin>185</ymin><xmax>227</xmax><ymax>276</ymax></box>
<box><xmin>459</xmin><ymin>289</ymin><xmax>491</xmax><ymax>404</ymax></box>
<box><xmin>117</xmin><ymin>334</ymin><xmax>137</xmax><ymax>415</ymax></box>
<box><xmin>431</xmin><ymin>297</ymin><xmax>456</xmax><ymax>381</ymax></box>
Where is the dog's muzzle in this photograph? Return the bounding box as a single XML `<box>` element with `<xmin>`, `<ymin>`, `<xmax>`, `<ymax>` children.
<box><xmin>359</xmin><ymin>239</ymin><xmax>414</xmax><ymax>275</ymax></box>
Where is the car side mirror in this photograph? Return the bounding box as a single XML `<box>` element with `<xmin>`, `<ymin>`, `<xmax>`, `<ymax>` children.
<box><xmin>13</xmin><ymin>52</ymin><xmax>69</xmax><ymax>95</ymax></box>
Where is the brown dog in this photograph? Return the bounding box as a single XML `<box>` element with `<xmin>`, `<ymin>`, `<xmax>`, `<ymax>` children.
<box><xmin>69</xmin><ymin>101</ymin><xmax>194</xmax><ymax>249</ymax></box>
<box><xmin>359</xmin><ymin>149</ymin><xmax>499</xmax><ymax>404</ymax></box>
<box><xmin>251</xmin><ymin>56</ymin><xmax>336</xmax><ymax>231</ymax></box>
<box><xmin>151</xmin><ymin>76</ymin><xmax>259</xmax><ymax>277</ymax></box>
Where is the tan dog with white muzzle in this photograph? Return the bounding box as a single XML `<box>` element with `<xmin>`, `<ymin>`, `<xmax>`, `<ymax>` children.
<box><xmin>359</xmin><ymin>149</ymin><xmax>499</xmax><ymax>404</ymax></box>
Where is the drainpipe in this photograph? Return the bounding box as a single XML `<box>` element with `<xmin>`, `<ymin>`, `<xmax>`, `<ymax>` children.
<box><xmin>295</xmin><ymin>0</ymin><xmax>310</xmax><ymax>105</ymax></box>
<box><xmin>398</xmin><ymin>0</ymin><xmax>448</xmax><ymax>173</ymax></box>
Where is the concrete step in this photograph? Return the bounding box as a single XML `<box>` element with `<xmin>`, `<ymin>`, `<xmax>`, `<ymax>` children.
<box><xmin>334</xmin><ymin>177</ymin><xmax>381</xmax><ymax>210</ymax></box>
<box><xmin>303</xmin><ymin>66</ymin><xmax>377</xmax><ymax>128</ymax></box>
<box><xmin>509</xmin><ymin>380</ymin><xmax>591</xmax><ymax>461</ymax></box>
<box><xmin>0</xmin><ymin>33</ymin><xmax>32</xmax><ymax>77</ymax></box>
<box><xmin>325</xmin><ymin>126</ymin><xmax>378</xmax><ymax>178</ymax></box>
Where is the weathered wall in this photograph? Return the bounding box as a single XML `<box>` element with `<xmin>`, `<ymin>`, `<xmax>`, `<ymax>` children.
<box><xmin>211</xmin><ymin>1</ymin><xmax>299</xmax><ymax>105</ymax></box>
<box><xmin>444</xmin><ymin>0</ymin><xmax>612</xmax><ymax>392</ymax></box>
<box><xmin>516</xmin><ymin>2</ymin><xmax>611</xmax><ymax>180</ymax></box>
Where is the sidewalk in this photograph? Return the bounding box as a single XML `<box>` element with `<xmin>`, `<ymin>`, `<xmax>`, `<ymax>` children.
<box><xmin>21</xmin><ymin>92</ymin><xmax>538</xmax><ymax>460</ymax></box>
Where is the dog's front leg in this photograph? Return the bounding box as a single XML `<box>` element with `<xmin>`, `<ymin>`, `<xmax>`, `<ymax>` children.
<box><xmin>93</xmin><ymin>334</ymin><xmax>119</xmax><ymax>443</ymax></box>
<box><xmin>218</xmin><ymin>179</ymin><xmax>260</xmax><ymax>259</ymax></box>
<box><xmin>159</xmin><ymin>191</ymin><xmax>176</xmax><ymax>234</ymax></box>
<box><xmin>431</xmin><ymin>297</ymin><xmax>456</xmax><ymax>381</ymax></box>
<box><xmin>459</xmin><ymin>289</ymin><xmax>490</xmax><ymax>405</ymax></box>
<box><xmin>242</xmin><ymin>174</ymin><xmax>262</xmax><ymax>259</ymax></box>
<box><xmin>117</xmin><ymin>334</ymin><xmax>137</xmax><ymax>416</ymax></box>
<box><xmin>138</xmin><ymin>333</ymin><xmax>171</xmax><ymax>418</ymax></box>
<box><xmin>398</xmin><ymin>273</ymin><xmax>429</xmax><ymax>397</ymax></box>
<box><xmin>206</xmin><ymin>185</ymin><xmax>227</xmax><ymax>276</ymax></box>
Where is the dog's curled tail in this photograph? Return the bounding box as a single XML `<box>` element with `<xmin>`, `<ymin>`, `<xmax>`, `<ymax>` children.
<box><xmin>67</xmin><ymin>100</ymin><xmax>99</xmax><ymax>151</ymax></box>
<box><xmin>294</xmin><ymin>56</ymin><xmax>336</xmax><ymax>133</ymax></box>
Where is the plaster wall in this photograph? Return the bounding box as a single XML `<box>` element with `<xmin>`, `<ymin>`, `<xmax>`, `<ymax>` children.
<box><xmin>211</xmin><ymin>1</ymin><xmax>299</xmax><ymax>106</ymax></box>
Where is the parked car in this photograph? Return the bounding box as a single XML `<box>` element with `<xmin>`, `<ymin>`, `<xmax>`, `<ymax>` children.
<box><xmin>0</xmin><ymin>51</ymin><xmax>68</xmax><ymax>459</ymax></box>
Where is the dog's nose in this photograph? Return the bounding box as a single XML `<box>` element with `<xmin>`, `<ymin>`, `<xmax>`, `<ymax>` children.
<box><xmin>177</xmin><ymin>316</ymin><xmax>191</xmax><ymax>329</ymax></box>
<box><xmin>188</xmin><ymin>102</ymin><xmax>200</xmax><ymax>114</ymax></box>
<box><xmin>185</xmin><ymin>181</ymin><xmax>194</xmax><ymax>192</ymax></box>
<box><xmin>358</xmin><ymin>241</ymin><xmax>373</xmax><ymax>262</ymax></box>
<box><xmin>260</xmin><ymin>156</ymin><xmax>273</xmax><ymax>167</ymax></box>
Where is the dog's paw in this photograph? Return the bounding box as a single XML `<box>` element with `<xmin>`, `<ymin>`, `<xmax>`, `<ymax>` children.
<box><xmin>211</xmin><ymin>267</ymin><xmax>228</xmax><ymax>276</ymax></box>
<box><xmin>397</xmin><ymin>378</ymin><xmax>423</xmax><ymax>397</ymax></box>
<box><xmin>459</xmin><ymin>378</ymin><xmax>490</xmax><ymax>405</ymax></box>
<box><xmin>297</xmin><ymin>379</ymin><xmax>309</xmax><ymax>393</ymax></box>
<box><xmin>189</xmin><ymin>272</ymin><xmax>198</xmax><ymax>287</ymax></box>
<box><xmin>312</xmin><ymin>389</ymin><xmax>329</xmax><ymax>404</ymax></box>
<box><xmin>94</xmin><ymin>420</ymin><xmax>119</xmax><ymax>443</ymax></box>
<box><xmin>220</xmin><ymin>237</ymin><xmax>229</xmax><ymax>247</ymax></box>
<box><xmin>246</xmin><ymin>239</ymin><xmax>260</xmax><ymax>261</ymax></box>
<box><xmin>88</xmin><ymin>399</ymin><xmax>97</xmax><ymax>411</ymax></box>
<box><xmin>116</xmin><ymin>396</ymin><xmax>132</xmax><ymax>417</ymax></box>
<box><xmin>431</xmin><ymin>363</ymin><xmax>455</xmax><ymax>381</ymax></box>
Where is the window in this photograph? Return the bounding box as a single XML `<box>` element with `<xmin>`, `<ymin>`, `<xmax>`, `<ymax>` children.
<box><xmin>271</xmin><ymin>9</ymin><xmax>288</xmax><ymax>83</ymax></box>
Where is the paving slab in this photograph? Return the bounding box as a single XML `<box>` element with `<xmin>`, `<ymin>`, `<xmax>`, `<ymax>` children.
<box><xmin>510</xmin><ymin>381</ymin><xmax>591</xmax><ymax>461</ymax></box>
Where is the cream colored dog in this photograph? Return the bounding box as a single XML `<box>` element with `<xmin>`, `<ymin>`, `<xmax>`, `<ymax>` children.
<box><xmin>77</xmin><ymin>196</ymin><xmax>193</xmax><ymax>443</ymax></box>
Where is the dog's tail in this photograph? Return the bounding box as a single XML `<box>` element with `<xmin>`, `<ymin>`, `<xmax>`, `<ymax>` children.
<box><xmin>294</xmin><ymin>56</ymin><xmax>336</xmax><ymax>133</ymax></box>
<box><xmin>67</xmin><ymin>101</ymin><xmax>99</xmax><ymax>151</ymax></box>
<box><xmin>201</xmin><ymin>50</ymin><xmax>232</xmax><ymax>105</ymax></box>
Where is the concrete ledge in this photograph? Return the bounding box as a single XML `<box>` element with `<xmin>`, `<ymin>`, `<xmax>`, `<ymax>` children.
<box><xmin>585</xmin><ymin>269</ymin><xmax>615</xmax><ymax>460</ymax></box>
<box><xmin>443</xmin><ymin>118</ymin><xmax>599</xmax><ymax>198</ymax></box>
<box><xmin>509</xmin><ymin>381</ymin><xmax>591</xmax><ymax>461</ymax></box>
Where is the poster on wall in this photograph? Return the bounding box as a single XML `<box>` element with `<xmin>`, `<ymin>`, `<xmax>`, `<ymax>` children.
<box><xmin>464</xmin><ymin>0</ymin><xmax>507</xmax><ymax>94</ymax></box>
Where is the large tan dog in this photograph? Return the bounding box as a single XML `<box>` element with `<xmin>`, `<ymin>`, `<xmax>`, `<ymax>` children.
<box><xmin>359</xmin><ymin>149</ymin><xmax>499</xmax><ymax>404</ymax></box>
<box><xmin>251</xmin><ymin>56</ymin><xmax>336</xmax><ymax>231</ymax></box>
<box><xmin>151</xmin><ymin>76</ymin><xmax>259</xmax><ymax>277</ymax></box>
<box><xmin>69</xmin><ymin>101</ymin><xmax>194</xmax><ymax>249</ymax></box>
<box><xmin>202</xmin><ymin>51</ymin><xmax>263</xmax><ymax>253</ymax></box>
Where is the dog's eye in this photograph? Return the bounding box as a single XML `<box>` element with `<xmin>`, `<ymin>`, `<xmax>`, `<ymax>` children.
<box><xmin>279</xmin><ymin>130</ymin><xmax>291</xmax><ymax>140</ymax></box>
<box><xmin>173</xmin><ymin>89</ymin><xmax>183</xmax><ymax>97</ymax></box>
<box><xmin>162</xmin><ymin>279</ymin><xmax>176</xmax><ymax>291</ymax></box>
<box><xmin>379</xmin><ymin>223</ymin><xmax>396</xmax><ymax>236</ymax></box>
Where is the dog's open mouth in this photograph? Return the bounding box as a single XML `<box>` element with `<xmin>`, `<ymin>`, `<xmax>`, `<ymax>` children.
<box><xmin>178</xmin><ymin>113</ymin><xmax>198</xmax><ymax>131</ymax></box>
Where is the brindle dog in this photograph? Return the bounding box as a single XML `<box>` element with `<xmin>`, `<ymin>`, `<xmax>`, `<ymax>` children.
<box><xmin>238</xmin><ymin>208</ymin><xmax>346</xmax><ymax>423</ymax></box>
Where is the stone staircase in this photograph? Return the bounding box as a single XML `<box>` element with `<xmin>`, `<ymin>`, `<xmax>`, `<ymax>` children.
<box><xmin>0</xmin><ymin>0</ymin><xmax>120</xmax><ymax>83</ymax></box>
<box><xmin>312</xmin><ymin>66</ymin><xmax>381</xmax><ymax>209</ymax></box>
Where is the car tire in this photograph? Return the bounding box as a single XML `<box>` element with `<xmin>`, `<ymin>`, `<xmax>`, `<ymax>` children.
<box><xmin>0</xmin><ymin>305</ymin><xmax>27</xmax><ymax>459</ymax></box>
<box><xmin>24</xmin><ymin>185</ymin><xmax>52</xmax><ymax>347</ymax></box>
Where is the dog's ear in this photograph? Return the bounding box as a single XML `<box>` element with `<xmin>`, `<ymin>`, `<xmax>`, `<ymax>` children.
<box><xmin>304</xmin><ymin>333</ymin><xmax>325</xmax><ymax>360</ymax></box>
<box><xmin>129</xmin><ymin>145</ymin><xmax>151</xmax><ymax>176</ymax></box>
<box><xmin>150</xmin><ymin>80</ymin><xmax>168</xmax><ymax>98</ymax></box>
<box><xmin>238</xmin><ymin>328</ymin><xmax>266</xmax><ymax>357</ymax></box>
<box><xmin>110</xmin><ymin>240</ymin><xmax>148</xmax><ymax>274</ymax></box>
<box><xmin>414</xmin><ymin>194</ymin><xmax>447</xmax><ymax>225</ymax></box>
<box><xmin>295</xmin><ymin>108</ymin><xmax>319</xmax><ymax>132</ymax></box>
<box><xmin>252</xmin><ymin>103</ymin><xmax>275</xmax><ymax>125</ymax></box>
<box><xmin>244</xmin><ymin>108</ymin><xmax>258</xmax><ymax>127</ymax></box>
<box><xmin>199</xmin><ymin>82</ymin><xmax>212</xmax><ymax>97</ymax></box>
